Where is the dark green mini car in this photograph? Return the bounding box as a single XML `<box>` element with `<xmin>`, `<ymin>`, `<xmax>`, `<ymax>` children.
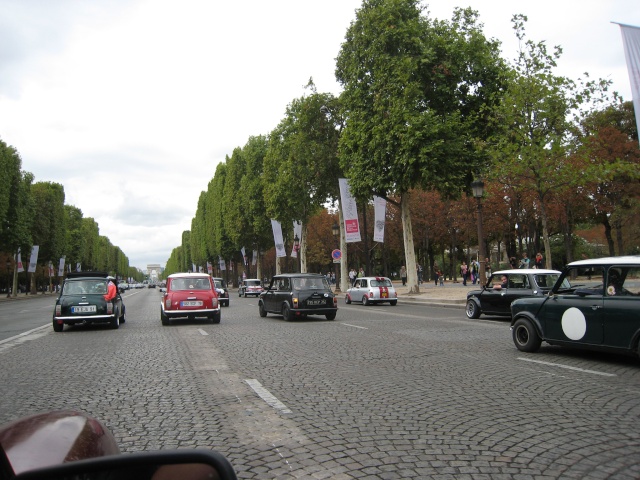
<box><xmin>258</xmin><ymin>273</ymin><xmax>338</xmax><ymax>321</ymax></box>
<box><xmin>53</xmin><ymin>272</ymin><xmax>126</xmax><ymax>332</ymax></box>
<box><xmin>511</xmin><ymin>256</ymin><xmax>640</xmax><ymax>356</ymax></box>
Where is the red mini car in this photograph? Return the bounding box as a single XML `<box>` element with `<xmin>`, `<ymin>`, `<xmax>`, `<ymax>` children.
<box><xmin>160</xmin><ymin>273</ymin><xmax>221</xmax><ymax>325</ymax></box>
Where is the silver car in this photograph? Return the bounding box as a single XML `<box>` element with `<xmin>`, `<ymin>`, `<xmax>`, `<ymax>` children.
<box><xmin>346</xmin><ymin>276</ymin><xmax>398</xmax><ymax>306</ymax></box>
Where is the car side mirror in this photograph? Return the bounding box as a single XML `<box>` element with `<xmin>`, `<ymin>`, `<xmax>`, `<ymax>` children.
<box><xmin>12</xmin><ymin>450</ymin><xmax>237</xmax><ymax>480</ymax></box>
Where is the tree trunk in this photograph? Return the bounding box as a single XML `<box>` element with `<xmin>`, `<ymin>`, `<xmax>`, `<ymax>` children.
<box><xmin>539</xmin><ymin>201</ymin><xmax>553</xmax><ymax>270</ymax></box>
<box><xmin>400</xmin><ymin>193</ymin><xmax>419</xmax><ymax>294</ymax></box>
<box><xmin>614</xmin><ymin>219</ymin><xmax>624</xmax><ymax>256</ymax></box>
<box><xmin>602</xmin><ymin>217</ymin><xmax>615</xmax><ymax>256</ymax></box>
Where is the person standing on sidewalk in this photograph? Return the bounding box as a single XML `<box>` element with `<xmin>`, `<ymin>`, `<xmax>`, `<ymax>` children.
<box><xmin>433</xmin><ymin>263</ymin><xmax>440</xmax><ymax>285</ymax></box>
<box><xmin>460</xmin><ymin>261</ymin><xmax>468</xmax><ymax>286</ymax></box>
<box><xmin>400</xmin><ymin>265</ymin><xmax>407</xmax><ymax>286</ymax></box>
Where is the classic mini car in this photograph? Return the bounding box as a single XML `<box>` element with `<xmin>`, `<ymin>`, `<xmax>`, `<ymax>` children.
<box><xmin>212</xmin><ymin>277</ymin><xmax>230</xmax><ymax>307</ymax></box>
<box><xmin>160</xmin><ymin>273</ymin><xmax>221</xmax><ymax>325</ymax></box>
<box><xmin>52</xmin><ymin>272</ymin><xmax>126</xmax><ymax>332</ymax></box>
<box><xmin>345</xmin><ymin>276</ymin><xmax>398</xmax><ymax>306</ymax></box>
<box><xmin>511</xmin><ymin>256</ymin><xmax>640</xmax><ymax>356</ymax></box>
<box><xmin>239</xmin><ymin>278</ymin><xmax>264</xmax><ymax>297</ymax></box>
<box><xmin>465</xmin><ymin>269</ymin><xmax>564</xmax><ymax>319</ymax></box>
<box><xmin>258</xmin><ymin>273</ymin><xmax>338</xmax><ymax>321</ymax></box>
<box><xmin>0</xmin><ymin>410</ymin><xmax>237</xmax><ymax>479</ymax></box>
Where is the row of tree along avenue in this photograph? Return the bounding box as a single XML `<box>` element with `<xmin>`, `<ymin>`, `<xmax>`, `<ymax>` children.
<box><xmin>164</xmin><ymin>2</ymin><xmax>639</xmax><ymax>293</ymax></box>
<box><xmin>0</xmin><ymin>141</ymin><xmax>144</xmax><ymax>296</ymax></box>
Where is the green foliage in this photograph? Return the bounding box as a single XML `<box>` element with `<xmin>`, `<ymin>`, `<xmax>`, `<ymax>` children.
<box><xmin>30</xmin><ymin>182</ymin><xmax>66</xmax><ymax>263</ymax></box>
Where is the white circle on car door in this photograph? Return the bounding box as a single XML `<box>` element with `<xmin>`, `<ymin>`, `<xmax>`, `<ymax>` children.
<box><xmin>561</xmin><ymin>307</ymin><xmax>587</xmax><ymax>340</ymax></box>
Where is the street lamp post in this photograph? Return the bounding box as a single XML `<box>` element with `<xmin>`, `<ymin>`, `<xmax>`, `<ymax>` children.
<box><xmin>293</xmin><ymin>234</ymin><xmax>301</xmax><ymax>273</ymax></box>
<box><xmin>332</xmin><ymin>223</ymin><xmax>341</xmax><ymax>293</ymax></box>
<box><xmin>471</xmin><ymin>179</ymin><xmax>486</xmax><ymax>287</ymax></box>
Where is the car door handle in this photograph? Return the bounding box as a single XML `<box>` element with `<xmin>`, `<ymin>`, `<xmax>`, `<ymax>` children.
<box><xmin>591</xmin><ymin>305</ymin><xmax>602</xmax><ymax>310</ymax></box>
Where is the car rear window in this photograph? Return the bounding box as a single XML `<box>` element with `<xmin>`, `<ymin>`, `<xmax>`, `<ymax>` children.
<box><xmin>63</xmin><ymin>280</ymin><xmax>107</xmax><ymax>295</ymax></box>
<box><xmin>171</xmin><ymin>278</ymin><xmax>211</xmax><ymax>291</ymax></box>
<box><xmin>246</xmin><ymin>280</ymin><xmax>261</xmax><ymax>286</ymax></box>
<box><xmin>370</xmin><ymin>279</ymin><xmax>392</xmax><ymax>287</ymax></box>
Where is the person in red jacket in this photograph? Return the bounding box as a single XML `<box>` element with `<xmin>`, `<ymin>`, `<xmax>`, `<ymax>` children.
<box><xmin>103</xmin><ymin>278</ymin><xmax>117</xmax><ymax>301</ymax></box>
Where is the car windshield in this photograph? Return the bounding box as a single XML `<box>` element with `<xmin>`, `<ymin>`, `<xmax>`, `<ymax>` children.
<box><xmin>214</xmin><ymin>280</ymin><xmax>224</xmax><ymax>289</ymax></box>
<box><xmin>370</xmin><ymin>278</ymin><xmax>392</xmax><ymax>287</ymax></box>
<box><xmin>171</xmin><ymin>278</ymin><xmax>211</xmax><ymax>291</ymax></box>
<box><xmin>533</xmin><ymin>274</ymin><xmax>565</xmax><ymax>288</ymax></box>
<box><xmin>293</xmin><ymin>277</ymin><xmax>330</xmax><ymax>290</ymax></box>
<box><xmin>63</xmin><ymin>279</ymin><xmax>107</xmax><ymax>295</ymax></box>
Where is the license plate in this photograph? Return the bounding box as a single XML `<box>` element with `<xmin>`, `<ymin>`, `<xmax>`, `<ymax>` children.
<box><xmin>307</xmin><ymin>299</ymin><xmax>324</xmax><ymax>306</ymax></box>
<box><xmin>181</xmin><ymin>300</ymin><xmax>203</xmax><ymax>307</ymax></box>
<box><xmin>71</xmin><ymin>305</ymin><xmax>96</xmax><ymax>313</ymax></box>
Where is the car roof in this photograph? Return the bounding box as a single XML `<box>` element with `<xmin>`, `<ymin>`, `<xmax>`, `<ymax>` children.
<box><xmin>567</xmin><ymin>255</ymin><xmax>640</xmax><ymax>267</ymax></box>
<box><xmin>492</xmin><ymin>269</ymin><xmax>560</xmax><ymax>275</ymax></box>
<box><xmin>357</xmin><ymin>276</ymin><xmax>392</xmax><ymax>280</ymax></box>
<box><xmin>273</xmin><ymin>273</ymin><xmax>326</xmax><ymax>278</ymax></box>
<box><xmin>167</xmin><ymin>272</ymin><xmax>211</xmax><ymax>279</ymax></box>
<box><xmin>244</xmin><ymin>278</ymin><xmax>261</xmax><ymax>281</ymax></box>
<box><xmin>65</xmin><ymin>271</ymin><xmax>109</xmax><ymax>279</ymax></box>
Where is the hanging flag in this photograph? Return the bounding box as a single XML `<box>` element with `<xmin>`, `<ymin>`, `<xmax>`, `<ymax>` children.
<box><xmin>48</xmin><ymin>261</ymin><xmax>54</xmax><ymax>277</ymax></box>
<box><xmin>17</xmin><ymin>249</ymin><xmax>24</xmax><ymax>273</ymax></box>
<box><xmin>291</xmin><ymin>221</ymin><xmax>302</xmax><ymax>257</ymax></box>
<box><xmin>207</xmin><ymin>261</ymin><xmax>213</xmax><ymax>274</ymax></box>
<box><xmin>339</xmin><ymin>178</ymin><xmax>361</xmax><ymax>243</ymax></box>
<box><xmin>617</xmin><ymin>22</ymin><xmax>640</xmax><ymax>147</ymax></box>
<box><xmin>271</xmin><ymin>219</ymin><xmax>287</xmax><ymax>258</ymax></box>
<box><xmin>76</xmin><ymin>262</ymin><xmax>81</xmax><ymax>272</ymax></box>
<box><xmin>58</xmin><ymin>256</ymin><xmax>65</xmax><ymax>277</ymax></box>
<box><xmin>27</xmin><ymin>245</ymin><xmax>39</xmax><ymax>273</ymax></box>
<box><xmin>373</xmin><ymin>196</ymin><xmax>387</xmax><ymax>243</ymax></box>
<box><xmin>219</xmin><ymin>257</ymin><xmax>226</xmax><ymax>271</ymax></box>
<box><xmin>241</xmin><ymin>246</ymin><xmax>246</xmax><ymax>259</ymax></box>
<box><xmin>252</xmin><ymin>250</ymin><xmax>257</xmax><ymax>266</ymax></box>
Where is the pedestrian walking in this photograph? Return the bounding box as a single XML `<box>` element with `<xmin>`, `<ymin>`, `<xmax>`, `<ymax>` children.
<box><xmin>534</xmin><ymin>252</ymin><xmax>544</xmax><ymax>269</ymax></box>
<box><xmin>400</xmin><ymin>265</ymin><xmax>407</xmax><ymax>286</ymax></box>
<box><xmin>460</xmin><ymin>261</ymin><xmax>468</xmax><ymax>286</ymax></box>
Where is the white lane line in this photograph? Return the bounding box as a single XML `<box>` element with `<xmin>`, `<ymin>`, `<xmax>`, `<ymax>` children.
<box><xmin>518</xmin><ymin>357</ymin><xmax>617</xmax><ymax>377</ymax></box>
<box><xmin>197</xmin><ymin>329</ymin><xmax>209</xmax><ymax>336</ymax></box>
<box><xmin>0</xmin><ymin>324</ymin><xmax>50</xmax><ymax>346</ymax></box>
<box><xmin>340</xmin><ymin>323</ymin><xmax>368</xmax><ymax>329</ymax></box>
<box><xmin>245</xmin><ymin>379</ymin><xmax>292</xmax><ymax>414</ymax></box>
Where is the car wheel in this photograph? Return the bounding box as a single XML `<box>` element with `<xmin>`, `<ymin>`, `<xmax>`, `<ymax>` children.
<box><xmin>390</xmin><ymin>300</ymin><xmax>397</xmax><ymax>306</ymax></box>
<box><xmin>282</xmin><ymin>303</ymin><xmax>294</xmax><ymax>321</ymax></box>
<box><xmin>345</xmin><ymin>295</ymin><xmax>351</xmax><ymax>304</ymax></box>
<box><xmin>161</xmin><ymin>309</ymin><xmax>169</xmax><ymax>326</ymax></box>
<box><xmin>466</xmin><ymin>299</ymin><xmax>481</xmax><ymax>319</ymax></box>
<box><xmin>325</xmin><ymin>312</ymin><xmax>336</xmax><ymax>320</ymax></box>
<box><xmin>110</xmin><ymin>315</ymin><xmax>120</xmax><ymax>330</ymax></box>
<box><xmin>362</xmin><ymin>296</ymin><xmax>370</xmax><ymax>306</ymax></box>
<box><xmin>259</xmin><ymin>302</ymin><xmax>267</xmax><ymax>318</ymax></box>
<box><xmin>210</xmin><ymin>312</ymin><xmax>221</xmax><ymax>324</ymax></box>
<box><xmin>512</xmin><ymin>318</ymin><xmax>542</xmax><ymax>353</ymax></box>
<box><xmin>52</xmin><ymin>321</ymin><xmax>63</xmax><ymax>333</ymax></box>
<box><xmin>119</xmin><ymin>305</ymin><xmax>126</xmax><ymax>323</ymax></box>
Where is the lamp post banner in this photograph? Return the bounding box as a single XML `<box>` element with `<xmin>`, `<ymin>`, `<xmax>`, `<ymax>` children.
<box><xmin>618</xmin><ymin>23</ymin><xmax>640</xmax><ymax>147</ymax></box>
<box><xmin>17</xmin><ymin>249</ymin><xmax>24</xmax><ymax>273</ymax></box>
<box><xmin>271</xmin><ymin>219</ymin><xmax>287</xmax><ymax>258</ymax></box>
<box><xmin>339</xmin><ymin>178</ymin><xmax>361</xmax><ymax>243</ymax></box>
<box><xmin>27</xmin><ymin>245</ymin><xmax>39</xmax><ymax>273</ymax></box>
<box><xmin>373</xmin><ymin>196</ymin><xmax>386</xmax><ymax>243</ymax></box>
<box><xmin>291</xmin><ymin>221</ymin><xmax>302</xmax><ymax>257</ymax></box>
<box><xmin>58</xmin><ymin>256</ymin><xmax>65</xmax><ymax>276</ymax></box>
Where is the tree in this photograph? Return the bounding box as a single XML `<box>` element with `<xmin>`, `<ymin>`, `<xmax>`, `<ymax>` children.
<box><xmin>336</xmin><ymin>2</ymin><xmax>507</xmax><ymax>292</ymax></box>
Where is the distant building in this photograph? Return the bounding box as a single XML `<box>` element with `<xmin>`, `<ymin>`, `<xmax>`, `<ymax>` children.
<box><xmin>147</xmin><ymin>264</ymin><xmax>162</xmax><ymax>282</ymax></box>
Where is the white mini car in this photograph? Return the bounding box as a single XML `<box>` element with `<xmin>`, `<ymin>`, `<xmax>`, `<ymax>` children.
<box><xmin>346</xmin><ymin>276</ymin><xmax>398</xmax><ymax>306</ymax></box>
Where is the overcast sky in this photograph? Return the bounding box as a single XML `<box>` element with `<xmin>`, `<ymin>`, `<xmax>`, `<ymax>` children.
<box><xmin>0</xmin><ymin>1</ymin><xmax>637</xmax><ymax>271</ymax></box>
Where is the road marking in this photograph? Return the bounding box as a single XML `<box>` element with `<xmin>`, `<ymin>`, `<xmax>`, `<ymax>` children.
<box><xmin>518</xmin><ymin>357</ymin><xmax>617</xmax><ymax>377</ymax></box>
<box><xmin>197</xmin><ymin>329</ymin><xmax>209</xmax><ymax>336</ymax></box>
<box><xmin>245</xmin><ymin>379</ymin><xmax>292</xmax><ymax>414</ymax></box>
<box><xmin>340</xmin><ymin>323</ymin><xmax>368</xmax><ymax>329</ymax></box>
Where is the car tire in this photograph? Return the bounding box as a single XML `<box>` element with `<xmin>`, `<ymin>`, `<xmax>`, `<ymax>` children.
<box><xmin>259</xmin><ymin>302</ymin><xmax>267</xmax><ymax>318</ymax></box>
<box><xmin>210</xmin><ymin>312</ymin><xmax>221</xmax><ymax>324</ymax></box>
<box><xmin>282</xmin><ymin>303</ymin><xmax>294</xmax><ymax>321</ymax></box>
<box><xmin>390</xmin><ymin>300</ymin><xmax>397</xmax><ymax>306</ymax></box>
<box><xmin>110</xmin><ymin>315</ymin><xmax>120</xmax><ymax>330</ymax></box>
<box><xmin>362</xmin><ymin>296</ymin><xmax>370</xmax><ymax>306</ymax></box>
<box><xmin>512</xmin><ymin>318</ymin><xmax>542</xmax><ymax>353</ymax></box>
<box><xmin>345</xmin><ymin>295</ymin><xmax>351</xmax><ymax>304</ymax></box>
<box><xmin>52</xmin><ymin>321</ymin><xmax>63</xmax><ymax>332</ymax></box>
<box><xmin>161</xmin><ymin>309</ymin><xmax>169</xmax><ymax>326</ymax></box>
<box><xmin>466</xmin><ymin>299</ymin><xmax>481</xmax><ymax>319</ymax></box>
<box><xmin>325</xmin><ymin>312</ymin><xmax>336</xmax><ymax>320</ymax></box>
<box><xmin>119</xmin><ymin>305</ymin><xmax>126</xmax><ymax>323</ymax></box>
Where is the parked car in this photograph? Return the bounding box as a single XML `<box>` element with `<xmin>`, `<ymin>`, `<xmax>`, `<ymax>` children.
<box><xmin>345</xmin><ymin>276</ymin><xmax>398</xmax><ymax>306</ymax></box>
<box><xmin>258</xmin><ymin>273</ymin><xmax>338</xmax><ymax>321</ymax></box>
<box><xmin>465</xmin><ymin>269</ymin><xmax>564</xmax><ymax>319</ymax></box>
<box><xmin>212</xmin><ymin>277</ymin><xmax>229</xmax><ymax>307</ymax></box>
<box><xmin>160</xmin><ymin>273</ymin><xmax>221</xmax><ymax>325</ymax></box>
<box><xmin>52</xmin><ymin>272</ymin><xmax>125</xmax><ymax>332</ymax></box>
<box><xmin>511</xmin><ymin>256</ymin><xmax>640</xmax><ymax>356</ymax></box>
<box><xmin>118</xmin><ymin>281</ymin><xmax>129</xmax><ymax>293</ymax></box>
<box><xmin>239</xmin><ymin>278</ymin><xmax>264</xmax><ymax>297</ymax></box>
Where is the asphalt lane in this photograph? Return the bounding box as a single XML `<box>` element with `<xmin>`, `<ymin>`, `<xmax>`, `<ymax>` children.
<box><xmin>1</xmin><ymin>289</ymin><xmax>640</xmax><ymax>479</ymax></box>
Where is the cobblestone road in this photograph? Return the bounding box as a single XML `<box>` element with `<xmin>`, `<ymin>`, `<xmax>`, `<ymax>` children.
<box><xmin>2</xmin><ymin>288</ymin><xmax>640</xmax><ymax>479</ymax></box>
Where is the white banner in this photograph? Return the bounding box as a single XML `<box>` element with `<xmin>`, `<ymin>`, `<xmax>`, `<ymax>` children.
<box><xmin>339</xmin><ymin>178</ymin><xmax>361</xmax><ymax>243</ymax></box>
<box><xmin>48</xmin><ymin>261</ymin><xmax>54</xmax><ymax>277</ymax></box>
<box><xmin>17</xmin><ymin>249</ymin><xmax>24</xmax><ymax>273</ymax></box>
<box><xmin>619</xmin><ymin>23</ymin><xmax>640</xmax><ymax>147</ymax></box>
<box><xmin>58</xmin><ymin>256</ymin><xmax>65</xmax><ymax>276</ymax></box>
<box><xmin>241</xmin><ymin>246</ymin><xmax>246</xmax><ymax>259</ymax></box>
<box><xmin>252</xmin><ymin>250</ymin><xmax>257</xmax><ymax>266</ymax></box>
<box><xmin>207</xmin><ymin>261</ymin><xmax>212</xmax><ymax>274</ymax></box>
<box><xmin>218</xmin><ymin>257</ymin><xmax>226</xmax><ymax>271</ymax></box>
<box><xmin>291</xmin><ymin>221</ymin><xmax>302</xmax><ymax>257</ymax></box>
<box><xmin>76</xmin><ymin>262</ymin><xmax>81</xmax><ymax>272</ymax></box>
<box><xmin>27</xmin><ymin>245</ymin><xmax>39</xmax><ymax>273</ymax></box>
<box><xmin>373</xmin><ymin>196</ymin><xmax>387</xmax><ymax>243</ymax></box>
<box><xmin>271</xmin><ymin>219</ymin><xmax>287</xmax><ymax>258</ymax></box>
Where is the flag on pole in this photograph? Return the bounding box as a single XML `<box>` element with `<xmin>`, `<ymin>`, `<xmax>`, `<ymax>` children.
<box><xmin>252</xmin><ymin>250</ymin><xmax>257</xmax><ymax>266</ymax></box>
<box><xmin>218</xmin><ymin>257</ymin><xmax>226</xmax><ymax>271</ymax></box>
<box><xmin>76</xmin><ymin>262</ymin><xmax>81</xmax><ymax>272</ymax></box>
<box><xmin>17</xmin><ymin>249</ymin><xmax>24</xmax><ymax>273</ymax></box>
<box><xmin>339</xmin><ymin>178</ymin><xmax>362</xmax><ymax>243</ymax></box>
<box><xmin>373</xmin><ymin>196</ymin><xmax>387</xmax><ymax>243</ymax></box>
<box><xmin>27</xmin><ymin>245</ymin><xmax>39</xmax><ymax>273</ymax></box>
<box><xmin>58</xmin><ymin>257</ymin><xmax>65</xmax><ymax>277</ymax></box>
<box><xmin>207</xmin><ymin>261</ymin><xmax>212</xmax><ymax>274</ymax></box>
<box><xmin>617</xmin><ymin>22</ymin><xmax>640</xmax><ymax>147</ymax></box>
<box><xmin>291</xmin><ymin>221</ymin><xmax>302</xmax><ymax>257</ymax></box>
<box><xmin>271</xmin><ymin>219</ymin><xmax>287</xmax><ymax>258</ymax></box>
